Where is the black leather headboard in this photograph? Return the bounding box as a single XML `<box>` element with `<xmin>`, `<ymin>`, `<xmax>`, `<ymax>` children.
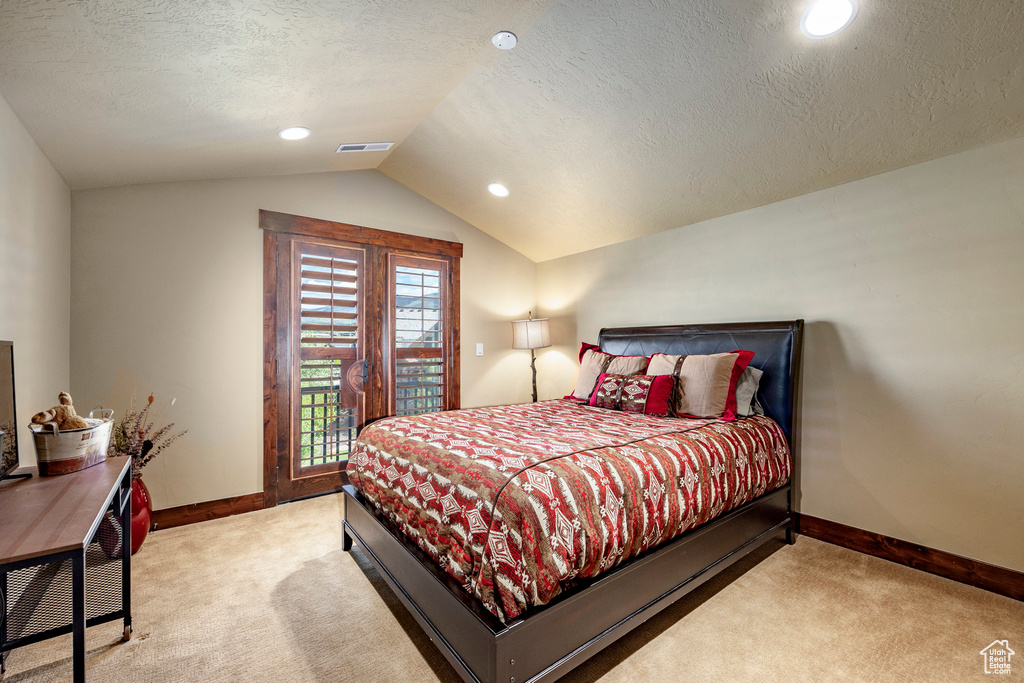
<box><xmin>599</xmin><ymin>320</ymin><xmax>804</xmax><ymax>444</ymax></box>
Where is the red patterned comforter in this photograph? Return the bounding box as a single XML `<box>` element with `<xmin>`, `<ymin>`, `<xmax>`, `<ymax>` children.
<box><xmin>346</xmin><ymin>399</ymin><xmax>790</xmax><ymax>622</ymax></box>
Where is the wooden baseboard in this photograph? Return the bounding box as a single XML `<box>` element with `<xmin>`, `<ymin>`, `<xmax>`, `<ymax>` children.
<box><xmin>146</xmin><ymin>499</ymin><xmax>1023</xmax><ymax>602</ymax></box>
<box><xmin>151</xmin><ymin>492</ymin><xmax>264</xmax><ymax>531</ymax></box>
<box><xmin>797</xmin><ymin>513</ymin><xmax>1023</xmax><ymax>602</ymax></box>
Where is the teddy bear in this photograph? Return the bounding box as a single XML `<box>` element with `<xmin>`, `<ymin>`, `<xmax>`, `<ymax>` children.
<box><xmin>31</xmin><ymin>392</ymin><xmax>89</xmax><ymax>431</ymax></box>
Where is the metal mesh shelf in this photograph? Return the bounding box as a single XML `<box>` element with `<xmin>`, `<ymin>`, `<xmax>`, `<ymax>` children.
<box><xmin>3</xmin><ymin>539</ymin><xmax>124</xmax><ymax>642</ymax></box>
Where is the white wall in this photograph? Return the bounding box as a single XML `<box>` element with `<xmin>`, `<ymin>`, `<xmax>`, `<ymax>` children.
<box><xmin>0</xmin><ymin>94</ymin><xmax>71</xmax><ymax>469</ymax></box>
<box><xmin>537</xmin><ymin>137</ymin><xmax>1024</xmax><ymax>572</ymax></box>
<box><xmin>71</xmin><ymin>170</ymin><xmax>537</xmax><ymax>510</ymax></box>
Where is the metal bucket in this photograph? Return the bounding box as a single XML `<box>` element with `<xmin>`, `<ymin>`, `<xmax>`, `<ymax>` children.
<box><xmin>29</xmin><ymin>409</ymin><xmax>114</xmax><ymax>476</ymax></box>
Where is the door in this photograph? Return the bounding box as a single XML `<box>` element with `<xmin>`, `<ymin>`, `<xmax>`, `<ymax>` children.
<box><xmin>292</xmin><ymin>240</ymin><xmax>366</xmax><ymax>486</ymax></box>
<box><xmin>262</xmin><ymin>210</ymin><xmax>461</xmax><ymax>506</ymax></box>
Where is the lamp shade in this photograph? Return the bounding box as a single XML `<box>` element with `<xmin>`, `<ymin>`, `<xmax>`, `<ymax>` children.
<box><xmin>511</xmin><ymin>318</ymin><xmax>551</xmax><ymax>350</ymax></box>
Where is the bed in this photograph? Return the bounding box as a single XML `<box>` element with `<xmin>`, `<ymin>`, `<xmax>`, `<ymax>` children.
<box><xmin>342</xmin><ymin>320</ymin><xmax>803</xmax><ymax>682</ymax></box>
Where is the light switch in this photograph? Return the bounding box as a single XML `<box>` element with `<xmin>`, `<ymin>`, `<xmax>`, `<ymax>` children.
<box><xmin>475</xmin><ymin>343</ymin><xmax>484</xmax><ymax>356</ymax></box>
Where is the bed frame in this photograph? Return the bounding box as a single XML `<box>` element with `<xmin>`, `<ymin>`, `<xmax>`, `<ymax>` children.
<box><xmin>342</xmin><ymin>320</ymin><xmax>804</xmax><ymax>682</ymax></box>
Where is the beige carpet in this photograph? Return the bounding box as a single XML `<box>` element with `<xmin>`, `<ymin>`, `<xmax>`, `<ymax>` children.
<box><xmin>3</xmin><ymin>494</ymin><xmax>1021</xmax><ymax>682</ymax></box>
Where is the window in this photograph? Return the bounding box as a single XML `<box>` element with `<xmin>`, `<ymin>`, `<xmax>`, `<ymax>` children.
<box><xmin>390</xmin><ymin>256</ymin><xmax>452</xmax><ymax>416</ymax></box>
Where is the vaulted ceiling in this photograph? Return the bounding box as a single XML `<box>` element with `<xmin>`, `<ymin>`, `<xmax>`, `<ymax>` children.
<box><xmin>2</xmin><ymin>0</ymin><xmax>1022</xmax><ymax>261</ymax></box>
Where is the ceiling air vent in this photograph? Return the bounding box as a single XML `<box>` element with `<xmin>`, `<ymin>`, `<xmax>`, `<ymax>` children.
<box><xmin>336</xmin><ymin>142</ymin><xmax>394</xmax><ymax>153</ymax></box>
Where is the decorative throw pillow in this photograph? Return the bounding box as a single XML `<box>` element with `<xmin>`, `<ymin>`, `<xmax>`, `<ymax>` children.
<box><xmin>588</xmin><ymin>373</ymin><xmax>674</xmax><ymax>416</ymax></box>
<box><xmin>646</xmin><ymin>350</ymin><xmax>754</xmax><ymax>420</ymax></box>
<box><xmin>734</xmin><ymin>366</ymin><xmax>764</xmax><ymax>417</ymax></box>
<box><xmin>620</xmin><ymin>374</ymin><xmax>674</xmax><ymax>416</ymax></box>
<box><xmin>590</xmin><ymin>373</ymin><xmax>624</xmax><ymax>409</ymax></box>
<box><xmin>568</xmin><ymin>344</ymin><xmax>649</xmax><ymax>401</ymax></box>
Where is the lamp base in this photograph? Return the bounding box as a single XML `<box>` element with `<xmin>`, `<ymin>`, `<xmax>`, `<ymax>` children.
<box><xmin>531</xmin><ymin>348</ymin><xmax>538</xmax><ymax>402</ymax></box>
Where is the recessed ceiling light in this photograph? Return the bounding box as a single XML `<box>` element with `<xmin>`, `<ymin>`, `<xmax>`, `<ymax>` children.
<box><xmin>487</xmin><ymin>182</ymin><xmax>510</xmax><ymax>197</ymax></box>
<box><xmin>278</xmin><ymin>127</ymin><xmax>311</xmax><ymax>140</ymax></box>
<box><xmin>492</xmin><ymin>31</ymin><xmax>517</xmax><ymax>50</ymax></box>
<box><xmin>800</xmin><ymin>0</ymin><xmax>858</xmax><ymax>39</ymax></box>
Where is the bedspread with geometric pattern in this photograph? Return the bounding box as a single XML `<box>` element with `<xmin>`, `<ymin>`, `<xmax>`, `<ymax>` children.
<box><xmin>346</xmin><ymin>399</ymin><xmax>790</xmax><ymax>622</ymax></box>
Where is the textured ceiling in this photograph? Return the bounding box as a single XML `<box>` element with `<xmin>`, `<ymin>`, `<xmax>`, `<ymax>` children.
<box><xmin>1</xmin><ymin>1</ymin><xmax>1023</xmax><ymax>260</ymax></box>
<box><xmin>0</xmin><ymin>0</ymin><xmax>549</xmax><ymax>189</ymax></box>
<box><xmin>381</xmin><ymin>0</ymin><xmax>1024</xmax><ymax>260</ymax></box>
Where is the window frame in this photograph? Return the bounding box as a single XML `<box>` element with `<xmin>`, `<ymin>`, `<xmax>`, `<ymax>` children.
<box><xmin>261</xmin><ymin>210</ymin><xmax>462</xmax><ymax>506</ymax></box>
<box><xmin>387</xmin><ymin>253</ymin><xmax>456</xmax><ymax>417</ymax></box>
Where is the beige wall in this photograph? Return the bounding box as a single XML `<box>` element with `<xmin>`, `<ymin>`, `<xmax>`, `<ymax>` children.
<box><xmin>71</xmin><ymin>170</ymin><xmax>536</xmax><ymax>510</ymax></box>
<box><xmin>60</xmin><ymin>123</ymin><xmax>1024</xmax><ymax>574</ymax></box>
<box><xmin>0</xmin><ymin>94</ymin><xmax>71</xmax><ymax>469</ymax></box>
<box><xmin>537</xmin><ymin>137</ymin><xmax>1024</xmax><ymax>572</ymax></box>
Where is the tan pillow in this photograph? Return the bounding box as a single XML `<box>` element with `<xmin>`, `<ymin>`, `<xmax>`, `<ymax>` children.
<box><xmin>647</xmin><ymin>352</ymin><xmax>751</xmax><ymax>419</ymax></box>
<box><xmin>607</xmin><ymin>355</ymin><xmax>648</xmax><ymax>375</ymax></box>
<box><xmin>570</xmin><ymin>349</ymin><xmax>648</xmax><ymax>400</ymax></box>
<box><xmin>645</xmin><ymin>354</ymin><xmax>679</xmax><ymax>376</ymax></box>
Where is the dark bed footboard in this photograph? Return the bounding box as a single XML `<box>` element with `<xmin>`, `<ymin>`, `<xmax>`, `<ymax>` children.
<box><xmin>344</xmin><ymin>483</ymin><xmax>792</xmax><ymax>683</ymax></box>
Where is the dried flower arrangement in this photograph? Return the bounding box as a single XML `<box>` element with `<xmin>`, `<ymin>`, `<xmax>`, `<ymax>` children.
<box><xmin>108</xmin><ymin>394</ymin><xmax>187</xmax><ymax>477</ymax></box>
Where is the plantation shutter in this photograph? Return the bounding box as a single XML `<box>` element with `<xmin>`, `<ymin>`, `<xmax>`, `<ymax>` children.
<box><xmin>292</xmin><ymin>240</ymin><xmax>365</xmax><ymax>475</ymax></box>
<box><xmin>389</xmin><ymin>255</ymin><xmax>452</xmax><ymax>416</ymax></box>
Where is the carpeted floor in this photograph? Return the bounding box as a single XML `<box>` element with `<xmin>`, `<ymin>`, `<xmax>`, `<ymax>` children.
<box><xmin>3</xmin><ymin>494</ymin><xmax>1021</xmax><ymax>682</ymax></box>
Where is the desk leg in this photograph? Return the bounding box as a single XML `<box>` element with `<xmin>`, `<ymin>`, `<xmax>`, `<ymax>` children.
<box><xmin>71</xmin><ymin>551</ymin><xmax>86</xmax><ymax>683</ymax></box>
<box><xmin>1</xmin><ymin>569</ymin><xmax>7</xmax><ymax>676</ymax></box>
<box><xmin>120</xmin><ymin>477</ymin><xmax>132</xmax><ymax>642</ymax></box>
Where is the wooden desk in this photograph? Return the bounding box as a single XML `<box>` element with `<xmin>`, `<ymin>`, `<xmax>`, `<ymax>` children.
<box><xmin>0</xmin><ymin>457</ymin><xmax>132</xmax><ymax>682</ymax></box>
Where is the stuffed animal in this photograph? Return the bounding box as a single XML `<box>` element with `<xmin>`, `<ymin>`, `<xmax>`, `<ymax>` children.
<box><xmin>31</xmin><ymin>392</ymin><xmax>89</xmax><ymax>431</ymax></box>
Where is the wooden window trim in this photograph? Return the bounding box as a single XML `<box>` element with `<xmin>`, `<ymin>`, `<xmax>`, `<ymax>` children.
<box><xmin>262</xmin><ymin>210</ymin><xmax>461</xmax><ymax>507</ymax></box>
<box><xmin>260</xmin><ymin>209</ymin><xmax>464</xmax><ymax>259</ymax></box>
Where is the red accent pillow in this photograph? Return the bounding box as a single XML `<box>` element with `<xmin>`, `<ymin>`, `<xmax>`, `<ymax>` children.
<box><xmin>640</xmin><ymin>374</ymin><xmax>674</xmax><ymax>417</ymax></box>
<box><xmin>587</xmin><ymin>373</ymin><xmax>674</xmax><ymax>416</ymax></box>
<box><xmin>589</xmin><ymin>372</ymin><xmax>622</xmax><ymax>409</ymax></box>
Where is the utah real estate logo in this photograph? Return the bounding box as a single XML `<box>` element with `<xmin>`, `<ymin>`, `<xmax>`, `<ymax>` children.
<box><xmin>980</xmin><ymin>640</ymin><xmax>1014</xmax><ymax>675</ymax></box>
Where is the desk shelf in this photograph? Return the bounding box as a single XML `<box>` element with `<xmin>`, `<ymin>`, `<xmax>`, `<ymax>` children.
<box><xmin>3</xmin><ymin>530</ymin><xmax>127</xmax><ymax>647</ymax></box>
